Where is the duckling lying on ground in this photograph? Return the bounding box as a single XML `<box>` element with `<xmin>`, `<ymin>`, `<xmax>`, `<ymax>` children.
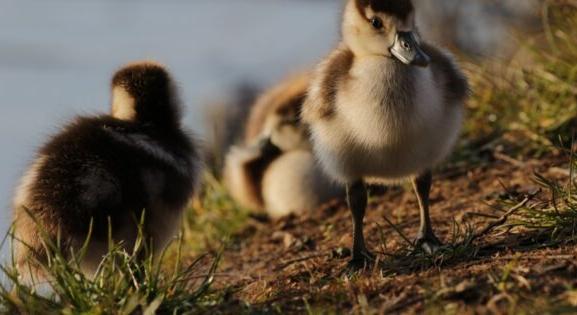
<box><xmin>12</xmin><ymin>62</ymin><xmax>201</xmax><ymax>282</ymax></box>
<box><xmin>302</xmin><ymin>0</ymin><xmax>469</xmax><ymax>269</ymax></box>
<box><xmin>224</xmin><ymin>73</ymin><xmax>343</xmax><ymax>219</ymax></box>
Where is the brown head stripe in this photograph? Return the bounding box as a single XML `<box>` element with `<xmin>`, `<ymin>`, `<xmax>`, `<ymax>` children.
<box><xmin>355</xmin><ymin>0</ymin><xmax>413</xmax><ymax>20</ymax></box>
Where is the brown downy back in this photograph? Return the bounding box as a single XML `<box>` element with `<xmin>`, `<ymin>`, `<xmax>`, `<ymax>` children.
<box><xmin>244</xmin><ymin>72</ymin><xmax>310</xmax><ymax>144</ymax></box>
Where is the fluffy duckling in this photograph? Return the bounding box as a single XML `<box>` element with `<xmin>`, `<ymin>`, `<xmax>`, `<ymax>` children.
<box><xmin>12</xmin><ymin>62</ymin><xmax>200</xmax><ymax>282</ymax></box>
<box><xmin>301</xmin><ymin>0</ymin><xmax>468</xmax><ymax>268</ymax></box>
<box><xmin>224</xmin><ymin>73</ymin><xmax>343</xmax><ymax>218</ymax></box>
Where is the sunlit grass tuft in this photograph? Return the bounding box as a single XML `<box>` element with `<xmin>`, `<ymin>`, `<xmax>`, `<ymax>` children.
<box><xmin>497</xmin><ymin>157</ymin><xmax>577</xmax><ymax>247</ymax></box>
<box><xmin>0</xmin><ymin>219</ymin><xmax>220</xmax><ymax>315</ymax></box>
<box><xmin>453</xmin><ymin>1</ymin><xmax>577</xmax><ymax>166</ymax></box>
<box><xmin>183</xmin><ymin>172</ymin><xmax>252</xmax><ymax>254</ymax></box>
<box><xmin>375</xmin><ymin>218</ymin><xmax>480</xmax><ymax>276</ymax></box>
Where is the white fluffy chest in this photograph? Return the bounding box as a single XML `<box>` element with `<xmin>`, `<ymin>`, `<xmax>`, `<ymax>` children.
<box><xmin>311</xmin><ymin>59</ymin><xmax>463</xmax><ymax>183</ymax></box>
<box><xmin>338</xmin><ymin>60</ymin><xmax>443</xmax><ymax>147</ymax></box>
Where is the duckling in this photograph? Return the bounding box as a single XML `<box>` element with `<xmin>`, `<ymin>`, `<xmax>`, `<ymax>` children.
<box><xmin>301</xmin><ymin>0</ymin><xmax>469</xmax><ymax>268</ymax></box>
<box><xmin>12</xmin><ymin>62</ymin><xmax>200</xmax><ymax>282</ymax></box>
<box><xmin>224</xmin><ymin>73</ymin><xmax>343</xmax><ymax>218</ymax></box>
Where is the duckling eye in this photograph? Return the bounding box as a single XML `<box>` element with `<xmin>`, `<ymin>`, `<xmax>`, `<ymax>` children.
<box><xmin>370</xmin><ymin>17</ymin><xmax>383</xmax><ymax>30</ymax></box>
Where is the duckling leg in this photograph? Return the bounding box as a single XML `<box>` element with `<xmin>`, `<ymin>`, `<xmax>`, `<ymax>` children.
<box><xmin>412</xmin><ymin>171</ymin><xmax>442</xmax><ymax>254</ymax></box>
<box><xmin>346</xmin><ymin>180</ymin><xmax>374</xmax><ymax>269</ymax></box>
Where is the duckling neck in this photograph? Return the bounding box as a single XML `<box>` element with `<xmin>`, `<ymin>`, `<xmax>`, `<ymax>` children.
<box><xmin>134</xmin><ymin>100</ymin><xmax>181</xmax><ymax>131</ymax></box>
<box><xmin>349</xmin><ymin>52</ymin><xmax>418</xmax><ymax>110</ymax></box>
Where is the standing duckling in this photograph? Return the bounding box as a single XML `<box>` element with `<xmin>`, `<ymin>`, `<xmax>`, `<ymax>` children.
<box><xmin>301</xmin><ymin>0</ymin><xmax>468</xmax><ymax>268</ymax></box>
<box><xmin>12</xmin><ymin>62</ymin><xmax>201</xmax><ymax>282</ymax></box>
<box><xmin>224</xmin><ymin>73</ymin><xmax>342</xmax><ymax>218</ymax></box>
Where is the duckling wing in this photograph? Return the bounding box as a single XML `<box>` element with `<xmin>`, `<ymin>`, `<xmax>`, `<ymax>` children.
<box><xmin>421</xmin><ymin>43</ymin><xmax>470</xmax><ymax>105</ymax></box>
<box><xmin>301</xmin><ymin>47</ymin><xmax>354</xmax><ymax>123</ymax></box>
<box><xmin>32</xmin><ymin>119</ymin><xmax>142</xmax><ymax>233</ymax></box>
<box><xmin>245</xmin><ymin>72</ymin><xmax>309</xmax><ymax>143</ymax></box>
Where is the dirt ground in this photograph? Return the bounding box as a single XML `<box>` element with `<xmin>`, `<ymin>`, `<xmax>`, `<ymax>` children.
<box><xmin>196</xmin><ymin>149</ymin><xmax>577</xmax><ymax>314</ymax></box>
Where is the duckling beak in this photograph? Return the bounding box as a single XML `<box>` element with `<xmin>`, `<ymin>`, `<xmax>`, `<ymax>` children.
<box><xmin>389</xmin><ymin>31</ymin><xmax>430</xmax><ymax>67</ymax></box>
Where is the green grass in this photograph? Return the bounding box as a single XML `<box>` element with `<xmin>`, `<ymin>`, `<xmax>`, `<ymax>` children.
<box><xmin>498</xmin><ymin>159</ymin><xmax>577</xmax><ymax>248</ymax></box>
<box><xmin>453</xmin><ymin>1</ymin><xmax>577</xmax><ymax>165</ymax></box>
<box><xmin>182</xmin><ymin>173</ymin><xmax>252</xmax><ymax>254</ymax></box>
<box><xmin>0</xmin><ymin>220</ymin><xmax>221</xmax><ymax>315</ymax></box>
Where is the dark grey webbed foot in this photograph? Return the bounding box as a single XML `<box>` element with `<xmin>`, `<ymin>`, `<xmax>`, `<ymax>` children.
<box><xmin>412</xmin><ymin>171</ymin><xmax>442</xmax><ymax>255</ymax></box>
<box><xmin>343</xmin><ymin>180</ymin><xmax>373</xmax><ymax>274</ymax></box>
<box><xmin>343</xmin><ymin>251</ymin><xmax>375</xmax><ymax>276</ymax></box>
<box><xmin>414</xmin><ymin>232</ymin><xmax>442</xmax><ymax>255</ymax></box>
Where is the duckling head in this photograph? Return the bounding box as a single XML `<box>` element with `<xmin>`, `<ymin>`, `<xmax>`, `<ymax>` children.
<box><xmin>111</xmin><ymin>61</ymin><xmax>181</xmax><ymax>128</ymax></box>
<box><xmin>343</xmin><ymin>0</ymin><xmax>429</xmax><ymax>67</ymax></box>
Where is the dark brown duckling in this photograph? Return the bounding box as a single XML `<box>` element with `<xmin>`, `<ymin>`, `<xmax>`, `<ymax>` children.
<box><xmin>12</xmin><ymin>61</ymin><xmax>201</xmax><ymax>282</ymax></box>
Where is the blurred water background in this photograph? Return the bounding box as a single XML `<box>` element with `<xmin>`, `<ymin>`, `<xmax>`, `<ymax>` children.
<box><xmin>0</xmin><ymin>0</ymin><xmax>538</xmax><ymax>265</ymax></box>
